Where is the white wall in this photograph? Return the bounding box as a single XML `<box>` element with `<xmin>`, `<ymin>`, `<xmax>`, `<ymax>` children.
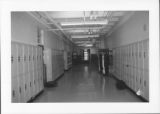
<box><xmin>104</xmin><ymin>11</ymin><xmax>149</xmax><ymax>49</ymax></box>
<box><xmin>11</xmin><ymin>12</ymin><xmax>46</xmax><ymax>45</ymax></box>
<box><xmin>11</xmin><ymin>12</ymin><xmax>70</xmax><ymax>51</ymax></box>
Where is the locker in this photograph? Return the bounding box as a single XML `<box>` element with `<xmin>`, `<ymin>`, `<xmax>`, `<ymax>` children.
<box><xmin>17</xmin><ymin>43</ymin><xmax>25</xmax><ymax>102</ymax></box>
<box><xmin>130</xmin><ymin>44</ymin><xmax>134</xmax><ymax>90</ymax></box>
<box><xmin>28</xmin><ymin>45</ymin><xmax>34</xmax><ymax>98</ymax></box>
<box><xmin>123</xmin><ymin>46</ymin><xmax>127</xmax><ymax>83</ymax></box>
<box><xmin>143</xmin><ymin>39</ymin><xmax>149</xmax><ymax>100</ymax></box>
<box><xmin>138</xmin><ymin>41</ymin><xmax>143</xmax><ymax>96</ymax></box>
<box><xmin>35</xmin><ymin>47</ymin><xmax>38</xmax><ymax>95</ymax></box>
<box><xmin>23</xmin><ymin>44</ymin><xmax>30</xmax><ymax>102</ymax></box>
<box><xmin>125</xmin><ymin>45</ymin><xmax>129</xmax><ymax>86</ymax></box>
<box><xmin>133</xmin><ymin>43</ymin><xmax>137</xmax><ymax>92</ymax></box>
<box><xmin>135</xmin><ymin>42</ymin><xmax>139</xmax><ymax>91</ymax></box>
<box><xmin>32</xmin><ymin>46</ymin><xmax>36</xmax><ymax>97</ymax></box>
<box><xmin>12</xmin><ymin>77</ymin><xmax>20</xmax><ymax>102</ymax></box>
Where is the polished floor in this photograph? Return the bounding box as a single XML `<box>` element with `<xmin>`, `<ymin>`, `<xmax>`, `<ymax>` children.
<box><xmin>34</xmin><ymin>63</ymin><xmax>143</xmax><ymax>102</ymax></box>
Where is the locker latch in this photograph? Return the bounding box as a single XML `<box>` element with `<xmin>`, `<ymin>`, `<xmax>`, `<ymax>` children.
<box><xmin>18</xmin><ymin>56</ymin><xmax>20</xmax><ymax>62</ymax></box>
<box><xmin>12</xmin><ymin>90</ymin><xmax>15</xmax><ymax>97</ymax></box>
<box><xmin>11</xmin><ymin>56</ymin><xmax>13</xmax><ymax>63</ymax></box>
<box><xmin>25</xmin><ymin>84</ymin><xmax>27</xmax><ymax>90</ymax></box>
<box><xmin>19</xmin><ymin>87</ymin><xmax>21</xmax><ymax>93</ymax></box>
<box><xmin>144</xmin><ymin>80</ymin><xmax>146</xmax><ymax>87</ymax></box>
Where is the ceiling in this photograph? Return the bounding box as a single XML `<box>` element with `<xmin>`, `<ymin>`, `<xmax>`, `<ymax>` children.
<box><xmin>32</xmin><ymin>11</ymin><xmax>126</xmax><ymax>47</ymax></box>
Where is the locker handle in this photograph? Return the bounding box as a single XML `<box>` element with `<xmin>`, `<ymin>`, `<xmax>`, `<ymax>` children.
<box><xmin>19</xmin><ymin>87</ymin><xmax>21</xmax><ymax>94</ymax></box>
<box><xmin>11</xmin><ymin>56</ymin><xmax>13</xmax><ymax>63</ymax></box>
<box><xmin>30</xmin><ymin>82</ymin><xmax>32</xmax><ymax>87</ymax></box>
<box><xmin>18</xmin><ymin>56</ymin><xmax>20</xmax><ymax>62</ymax></box>
<box><xmin>25</xmin><ymin>84</ymin><xmax>27</xmax><ymax>90</ymax></box>
<box><xmin>12</xmin><ymin>90</ymin><xmax>15</xmax><ymax>97</ymax></box>
<box><xmin>144</xmin><ymin>80</ymin><xmax>146</xmax><ymax>87</ymax></box>
<box><xmin>144</xmin><ymin>52</ymin><xmax>146</xmax><ymax>58</ymax></box>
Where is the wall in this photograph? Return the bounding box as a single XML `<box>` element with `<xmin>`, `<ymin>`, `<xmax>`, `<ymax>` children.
<box><xmin>11</xmin><ymin>12</ymin><xmax>45</xmax><ymax>45</ymax></box>
<box><xmin>104</xmin><ymin>11</ymin><xmax>149</xmax><ymax>49</ymax></box>
<box><xmin>11</xmin><ymin>12</ymin><xmax>71</xmax><ymax>51</ymax></box>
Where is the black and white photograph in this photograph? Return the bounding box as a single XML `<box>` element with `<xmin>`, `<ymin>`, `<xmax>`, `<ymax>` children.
<box><xmin>0</xmin><ymin>0</ymin><xmax>159</xmax><ymax>113</ymax></box>
<box><xmin>11</xmin><ymin>11</ymin><xmax>149</xmax><ymax>103</ymax></box>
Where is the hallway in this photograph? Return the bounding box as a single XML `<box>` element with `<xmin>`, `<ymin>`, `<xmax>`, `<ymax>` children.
<box><xmin>34</xmin><ymin>64</ymin><xmax>142</xmax><ymax>102</ymax></box>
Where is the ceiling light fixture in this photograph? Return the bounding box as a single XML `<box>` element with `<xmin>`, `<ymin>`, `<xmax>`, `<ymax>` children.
<box><xmin>61</xmin><ymin>20</ymin><xmax>108</xmax><ymax>26</ymax></box>
<box><xmin>71</xmin><ymin>34</ymin><xmax>99</xmax><ymax>39</ymax></box>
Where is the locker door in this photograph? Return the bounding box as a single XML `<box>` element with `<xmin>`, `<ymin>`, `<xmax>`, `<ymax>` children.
<box><xmin>130</xmin><ymin>44</ymin><xmax>134</xmax><ymax>90</ymax></box>
<box><xmin>17</xmin><ymin>43</ymin><xmax>25</xmax><ymax>102</ymax></box>
<box><xmin>124</xmin><ymin>46</ymin><xmax>127</xmax><ymax>83</ymax></box>
<box><xmin>36</xmin><ymin>47</ymin><xmax>40</xmax><ymax>94</ymax></box>
<box><xmin>122</xmin><ymin>47</ymin><xmax>124</xmax><ymax>81</ymax></box>
<box><xmin>29</xmin><ymin>45</ymin><xmax>33</xmax><ymax>98</ymax></box>
<box><xmin>11</xmin><ymin>42</ymin><xmax>19</xmax><ymax>102</ymax></box>
<box><xmin>139</xmin><ymin>41</ymin><xmax>144</xmax><ymax>97</ymax></box>
<box><xmin>32</xmin><ymin>46</ymin><xmax>36</xmax><ymax>97</ymax></box>
<box><xmin>133</xmin><ymin>43</ymin><xmax>136</xmax><ymax>92</ymax></box>
<box><xmin>27</xmin><ymin>45</ymin><xmax>31</xmax><ymax>101</ymax></box>
<box><xmin>136</xmin><ymin>42</ymin><xmax>141</xmax><ymax>95</ymax></box>
<box><xmin>135</xmin><ymin>42</ymin><xmax>139</xmax><ymax>92</ymax></box>
<box><xmin>23</xmin><ymin>44</ymin><xmax>30</xmax><ymax>102</ymax></box>
<box><xmin>119</xmin><ymin>47</ymin><xmax>122</xmax><ymax>80</ymax></box>
<box><xmin>143</xmin><ymin>39</ymin><xmax>149</xmax><ymax>100</ymax></box>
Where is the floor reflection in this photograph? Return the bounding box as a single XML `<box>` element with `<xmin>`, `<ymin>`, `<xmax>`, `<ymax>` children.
<box><xmin>34</xmin><ymin>64</ymin><xmax>143</xmax><ymax>102</ymax></box>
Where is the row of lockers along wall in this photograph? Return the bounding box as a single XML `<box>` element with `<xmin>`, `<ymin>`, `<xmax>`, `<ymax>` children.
<box><xmin>112</xmin><ymin>39</ymin><xmax>149</xmax><ymax>101</ymax></box>
<box><xmin>11</xmin><ymin>41</ymin><xmax>44</xmax><ymax>103</ymax></box>
<box><xmin>44</xmin><ymin>48</ymin><xmax>65</xmax><ymax>82</ymax></box>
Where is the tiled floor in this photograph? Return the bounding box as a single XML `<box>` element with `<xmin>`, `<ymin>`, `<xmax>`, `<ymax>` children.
<box><xmin>33</xmin><ymin>63</ymin><xmax>143</xmax><ymax>102</ymax></box>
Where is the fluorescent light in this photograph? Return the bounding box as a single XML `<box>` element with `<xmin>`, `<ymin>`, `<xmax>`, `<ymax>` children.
<box><xmin>71</xmin><ymin>34</ymin><xmax>99</xmax><ymax>39</ymax></box>
<box><xmin>61</xmin><ymin>20</ymin><xmax>108</xmax><ymax>26</ymax></box>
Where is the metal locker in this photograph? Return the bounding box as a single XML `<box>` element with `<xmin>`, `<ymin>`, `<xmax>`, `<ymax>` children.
<box><xmin>119</xmin><ymin>47</ymin><xmax>122</xmax><ymax>80</ymax></box>
<box><xmin>34</xmin><ymin>46</ymin><xmax>38</xmax><ymax>95</ymax></box>
<box><xmin>31</xmin><ymin>46</ymin><xmax>36</xmax><ymax>97</ymax></box>
<box><xmin>23</xmin><ymin>44</ymin><xmax>30</xmax><ymax>102</ymax></box>
<box><xmin>125</xmin><ymin>45</ymin><xmax>129</xmax><ymax>86</ymax></box>
<box><xmin>130</xmin><ymin>44</ymin><xmax>134</xmax><ymax>90</ymax></box>
<box><xmin>28</xmin><ymin>45</ymin><xmax>33</xmax><ymax>98</ymax></box>
<box><xmin>135</xmin><ymin>42</ymin><xmax>139</xmax><ymax>91</ymax></box>
<box><xmin>136</xmin><ymin>42</ymin><xmax>141</xmax><ymax>94</ymax></box>
<box><xmin>17</xmin><ymin>43</ymin><xmax>25</xmax><ymax>102</ymax></box>
<box><xmin>12</xmin><ymin>77</ymin><xmax>20</xmax><ymax>102</ymax></box>
<box><xmin>123</xmin><ymin>46</ymin><xmax>127</xmax><ymax>83</ymax></box>
<box><xmin>143</xmin><ymin>39</ymin><xmax>149</xmax><ymax>100</ymax></box>
<box><xmin>132</xmin><ymin>43</ymin><xmax>137</xmax><ymax>92</ymax></box>
<box><xmin>138</xmin><ymin>41</ymin><xmax>143</xmax><ymax>96</ymax></box>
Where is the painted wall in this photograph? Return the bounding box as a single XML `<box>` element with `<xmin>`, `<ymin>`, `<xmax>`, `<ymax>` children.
<box><xmin>104</xmin><ymin>11</ymin><xmax>149</xmax><ymax>49</ymax></box>
<box><xmin>11</xmin><ymin>12</ymin><xmax>69</xmax><ymax>51</ymax></box>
